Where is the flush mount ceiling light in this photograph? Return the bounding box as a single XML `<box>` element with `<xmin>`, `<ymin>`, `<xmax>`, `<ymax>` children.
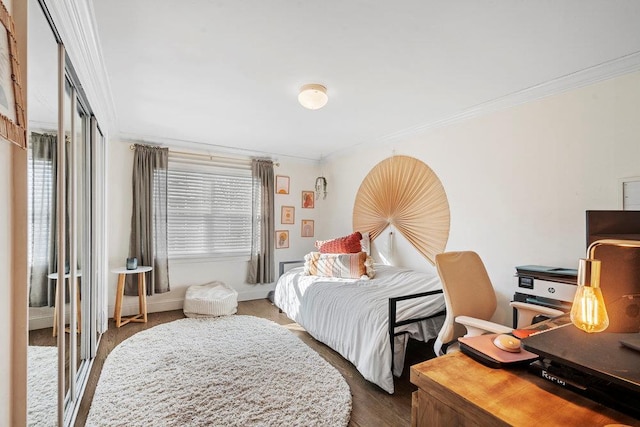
<box><xmin>298</xmin><ymin>84</ymin><xmax>328</xmax><ymax>110</ymax></box>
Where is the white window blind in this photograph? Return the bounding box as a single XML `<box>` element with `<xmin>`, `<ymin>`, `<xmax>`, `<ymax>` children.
<box><xmin>166</xmin><ymin>160</ymin><xmax>253</xmax><ymax>259</ymax></box>
<box><xmin>28</xmin><ymin>156</ymin><xmax>54</xmax><ymax>269</ymax></box>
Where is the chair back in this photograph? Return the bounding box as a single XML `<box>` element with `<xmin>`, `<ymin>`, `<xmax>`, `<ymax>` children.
<box><xmin>435</xmin><ymin>251</ymin><xmax>498</xmax><ymax>347</ymax></box>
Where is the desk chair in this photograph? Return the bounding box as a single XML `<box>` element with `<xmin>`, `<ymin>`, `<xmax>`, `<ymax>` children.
<box><xmin>434</xmin><ymin>251</ymin><xmax>563</xmax><ymax>355</ymax></box>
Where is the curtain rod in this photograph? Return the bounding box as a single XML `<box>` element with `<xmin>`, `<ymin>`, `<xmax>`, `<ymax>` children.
<box><xmin>129</xmin><ymin>144</ymin><xmax>279</xmax><ymax>167</ymax></box>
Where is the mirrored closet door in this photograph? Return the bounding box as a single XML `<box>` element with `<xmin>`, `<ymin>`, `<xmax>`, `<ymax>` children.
<box><xmin>27</xmin><ymin>0</ymin><xmax>107</xmax><ymax>425</ymax></box>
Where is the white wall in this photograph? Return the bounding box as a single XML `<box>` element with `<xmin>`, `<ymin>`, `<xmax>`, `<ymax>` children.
<box><xmin>323</xmin><ymin>71</ymin><xmax>640</xmax><ymax>325</ymax></box>
<box><xmin>273</xmin><ymin>160</ymin><xmax>330</xmax><ymax>267</ymax></box>
<box><xmin>107</xmin><ymin>139</ymin><xmax>323</xmax><ymax>316</ymax></box>
<box><xmin>107</xmin><ymin>73</ymin><xmax>640</xmax><ymax>323</ymax></box>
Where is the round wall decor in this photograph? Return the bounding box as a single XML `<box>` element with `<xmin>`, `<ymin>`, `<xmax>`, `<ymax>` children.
<box><xmin>353</xmin><ymin>155</ymin><xmax>450</xmax><ymax>264</ymax></box>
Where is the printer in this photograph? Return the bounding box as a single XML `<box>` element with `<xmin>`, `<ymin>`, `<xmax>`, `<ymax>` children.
<box><xmin>513</xmin><ymin>265</ymin><xmax>577</xmax><ymax>328</ymax></box>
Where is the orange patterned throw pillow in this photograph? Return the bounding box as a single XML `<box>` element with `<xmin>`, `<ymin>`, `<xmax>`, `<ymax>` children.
<box><xmin>315</xmin><ymin>231</ymin><xmax>363</xmax><ymax>254</ymax></box>
<box><xmin>304</xmin><ymin>251</ymin><xmax>372</xmax><ymax>279</ymax></box>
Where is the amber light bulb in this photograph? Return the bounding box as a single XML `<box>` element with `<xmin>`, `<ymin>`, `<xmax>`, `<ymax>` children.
<box><xmin>570</xmin><ymin>258</ymin><xmax>609</xmax><ymax>333</ymax></box>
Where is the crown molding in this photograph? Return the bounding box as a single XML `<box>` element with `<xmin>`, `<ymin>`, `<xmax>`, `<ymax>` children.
<box><xmin>328</xmin><ymin>51</ymin><xmax>640</xmax><ymax>160</ymax></box>
<box><xmin>388</xmin><ymin>51</ymin><xmax>640</xmax><ymax>141</ymax></box>
<box><xmin>43</xmin><ymin>0</ymin><xmax>117</xmax><ymax>136</ymax></box>
<box><xmin>34</xmin><ymin>1</ymin><xmax>640</xmax><ymax>162</ymax></box>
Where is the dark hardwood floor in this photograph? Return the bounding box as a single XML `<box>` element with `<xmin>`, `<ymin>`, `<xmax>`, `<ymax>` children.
<box><xmin>72</xmin><ymin>299</ymin><xmax>436</xmax><ymax>426</ymax></box>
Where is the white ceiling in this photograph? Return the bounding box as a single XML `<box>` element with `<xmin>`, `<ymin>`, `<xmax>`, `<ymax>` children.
<box><xmin>88</xmin><ymin>0</ymin><xmax>640</xmax><ymax>161</ymax></box>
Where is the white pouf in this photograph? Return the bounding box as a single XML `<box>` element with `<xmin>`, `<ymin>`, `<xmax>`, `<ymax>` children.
<box><xmin>183</xmin><ymin>281</ymin><xmax>238</xmax><ymax>318</ymax></box>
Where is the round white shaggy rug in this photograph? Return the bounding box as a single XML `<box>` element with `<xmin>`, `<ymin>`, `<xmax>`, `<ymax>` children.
<box><xmin>28</xmin><ymin>346</ymin><xmax>57</xmax><ymax>427</ymax></box>
<box><xmin>86</xmin><ymin>315</ymin><xmax>352</xmax><ymax>426</ymax></box>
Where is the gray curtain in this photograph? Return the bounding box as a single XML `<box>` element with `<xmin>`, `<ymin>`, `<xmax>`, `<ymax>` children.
<box><xmin>247</xmin><ymin>159</ymin><xmax>275</xmax><ymax>284</ymax></box>
<box><xmin>28</xmin><ymin>133</ymin><xmax>57</xmax><ymax>307</ymax></box>
<box><xmin>126</xmin><ymin>144</ymin><xmax>170</xmax><ymax>295</ymax></box>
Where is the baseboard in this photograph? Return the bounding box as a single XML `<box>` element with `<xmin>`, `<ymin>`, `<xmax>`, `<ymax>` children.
<box><xmin>28</xmin><ymin>290</ymin><xmax>274</xmax><ymax>329</ymax></box>
<box><xmin>109</xmin><ymin>289</ymin><xmax>272</xmax><ymax>317</ymax></box>
<box><xmin>29</xmin><ymin>316</ymin><xmax>54</xmax><ymax>331</ymax></box>
<box><xmin>237</xmin><ymin>289</ymin><xmax>271</xmax><ymax>302</ymax></box>
<box><xmin>28</xmin><ymin>307</ymin><xmax>67</xmax><ymax>331</ymax></box>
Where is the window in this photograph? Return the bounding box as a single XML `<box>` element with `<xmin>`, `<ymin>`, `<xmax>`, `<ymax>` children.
<box><xmin>166</xmin><ymin>159</ymin><xmax>253</xmax><ymax>259</ymax></box>
<box><xmin>27</xmin><ymin>152</ymin><xmax>54</xmax><ymax>274</ymax></box>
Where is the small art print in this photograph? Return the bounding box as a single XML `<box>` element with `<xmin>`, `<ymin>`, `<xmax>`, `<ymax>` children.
<box><xmin>276</xmin><ymin>230</ymin><xmax>289</xmax><ymax>249</ymax></box>
<box><xmin>302</xmin><ymin>191</ymin><xmax>314</xmax><ymax>209</ymax></box>
<box><xmin>281</xmin><ymin>206</ymin><xmax>295</xmax><ymax>224</ymax></box>
<box><xmin>276</xmin><ymin>175</ymin><xmax>290</xmax><ymax>195</ymax></box>
<box><xmin>301</xmin><ymin>220</ymin><xmax>314</xmax><ymax>237</ymax></box>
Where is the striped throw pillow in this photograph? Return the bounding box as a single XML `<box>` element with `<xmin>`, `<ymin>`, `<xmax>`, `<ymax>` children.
<box><xmin>304</xmin><ymin>251</ymin><xmax>372</xmax><ymax>279</ymax></box>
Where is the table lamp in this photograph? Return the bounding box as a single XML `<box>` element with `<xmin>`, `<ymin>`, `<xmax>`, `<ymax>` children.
<box><xmin>570</xmin><ymin>239</ymin><xmax>640</xmax><ymax>333</ymax></box>
<box><xmin>570</xmin><ymin>258</ymin><xmax>608</xmax><ymax>332</ymax></box>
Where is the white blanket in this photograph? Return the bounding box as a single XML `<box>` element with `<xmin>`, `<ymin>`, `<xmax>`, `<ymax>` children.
<box><xmin>274</xmin><ymin>264</ymin><xmax>445</xmax><ymax>393</ymax></box>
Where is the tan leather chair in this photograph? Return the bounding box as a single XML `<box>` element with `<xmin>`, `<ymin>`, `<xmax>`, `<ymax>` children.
<box><xmin>434</xmin><ymin>251</ymin><xmax>563</xmax><ymax>355</ymax></box>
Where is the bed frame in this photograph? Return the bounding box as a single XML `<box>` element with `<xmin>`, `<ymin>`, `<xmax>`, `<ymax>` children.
<box><xmin>277</xmin><ymin>261</ymin><xmax>445</xmax><ymax>371</ymax></box>
<box><xmin>388</xmin><ymin>291</ymin><xmax>444</xmax><ymax>370</ymax></box>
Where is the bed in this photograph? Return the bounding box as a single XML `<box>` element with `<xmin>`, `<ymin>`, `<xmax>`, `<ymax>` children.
<box><xmin>273</xmin><ymin>262</ymin><xmax>445</xmax><ymax>394</ymax></box>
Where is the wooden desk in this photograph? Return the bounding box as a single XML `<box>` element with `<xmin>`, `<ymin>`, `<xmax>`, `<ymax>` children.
<box><xmin>410</xmin><ymin>352</ymin><xmax>638</xmax><ymax>426</ymax></box>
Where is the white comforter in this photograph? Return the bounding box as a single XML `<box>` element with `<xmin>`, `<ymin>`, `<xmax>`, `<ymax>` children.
<box><xmin>274</xmin><ymin>264</ymin><xmax>445</xmax><ymax>394</ymax></box>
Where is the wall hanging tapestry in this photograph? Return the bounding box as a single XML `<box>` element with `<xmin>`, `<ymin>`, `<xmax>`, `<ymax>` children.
<box><xmin>353</xmin><ymin>155</ymin><xmax>450</xmax><ymax>264</ymax></box>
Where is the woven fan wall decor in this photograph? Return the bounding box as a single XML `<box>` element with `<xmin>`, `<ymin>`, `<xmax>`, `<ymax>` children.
<box><xmin>352</xmin><ymin>155</ymin><xmax>450</xmax><ymax>264</ymax></box>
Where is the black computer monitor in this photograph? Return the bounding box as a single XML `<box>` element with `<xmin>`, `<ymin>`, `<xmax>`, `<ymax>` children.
<box><xmin>585</xmin><ymin>210</ymin><xmax>640</xmax><ymax>333</ymax></box>
<box><xmin>586</xmin><ymin>210</ymin><xmax>640</xmax><ymax>247</ymax></box>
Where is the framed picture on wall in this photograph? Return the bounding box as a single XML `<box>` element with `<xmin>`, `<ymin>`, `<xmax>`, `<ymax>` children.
<box><xmin>301</xmin><ymin>220</ymin><xmax>314</xmax><ymax>237</ymax></box>
<box><xmin>276</xmin><ymin>175</ymin><xmax>290</xmax><ymax>194</ymax></box>
<box><xmin>276</xmin><ymin>230</ymin><xmax>289</xmax><ymax>249</ymax></box>
<box><xmin>281</xmin><ymin>206</ymin><xmax>295</xmax><ymax>224</ymax></box>
<box><xmin>302</xmin><ymin>191</ymin><xmax>314</xmax><ymax>208</ymax></box>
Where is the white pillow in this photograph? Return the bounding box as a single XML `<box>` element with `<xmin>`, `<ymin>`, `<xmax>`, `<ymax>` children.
<box><xmin>360</xmin><ymin>232</ymin><xmax>371</xmax><ymax>255</ymax></box>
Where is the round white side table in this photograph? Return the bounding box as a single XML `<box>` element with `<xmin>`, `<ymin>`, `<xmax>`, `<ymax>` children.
<box><xmin>111</xmin><ymin>266</ymin><xmax>153</xmax><ymax>327</ymax></box>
